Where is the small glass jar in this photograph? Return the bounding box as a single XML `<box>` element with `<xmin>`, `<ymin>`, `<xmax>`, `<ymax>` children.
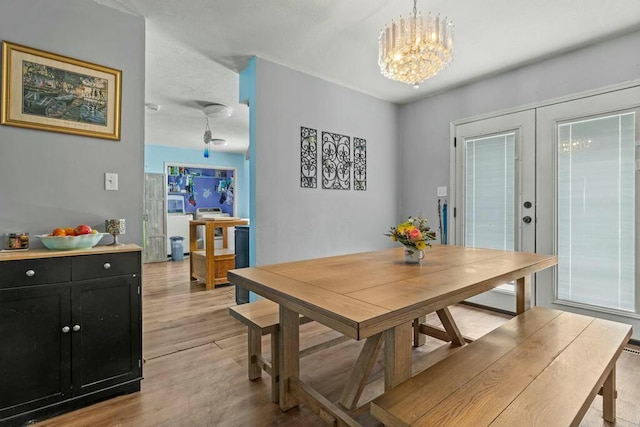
<box><xmin>3</xmin><ymin>232</ymin><xmax>29</xmax><ymax>250</ymax></box>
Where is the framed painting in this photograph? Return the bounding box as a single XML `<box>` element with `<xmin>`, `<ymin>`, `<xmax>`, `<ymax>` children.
<box><xmin>1</xmin><ymin>41</ymin><xmax>121</xmax><ymax>140</ymax></box>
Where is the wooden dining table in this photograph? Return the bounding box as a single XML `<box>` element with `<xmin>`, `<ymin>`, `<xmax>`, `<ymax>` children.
<box><xmin>228</xmin><ymin>245</ymin><xmax>558</xmax><ymax>425</ymax></box>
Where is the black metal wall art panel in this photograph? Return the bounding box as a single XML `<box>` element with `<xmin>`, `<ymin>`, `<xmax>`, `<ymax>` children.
<box><xmin>353</xmin><ymin>137</ymin><xmax>366</xmax><ymax>191</ymax></box>
<box><xmin>300</xmin><ymin>127</ymin><xmax>317</xmax><ymax>188</ymax></box>
<box><xmin>322</xmin><ymin>132</ymin><xmax>350</xmax><ymax>190</ymax></box>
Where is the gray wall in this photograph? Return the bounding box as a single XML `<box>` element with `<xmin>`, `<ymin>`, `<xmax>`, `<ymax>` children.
<box><xmin>254</xmin><ymin>58</ymin><xmax>399</xmax><ymax>265</ymax></box>
<box><xmin>0</xmin><ymin>0</ymin><xmax>145</xmax><ymax>245</ymax></box>
<box><xmin>399</xmin><ymin>30</ymin><xmax>640</xmax><ymax>234</ymax></box>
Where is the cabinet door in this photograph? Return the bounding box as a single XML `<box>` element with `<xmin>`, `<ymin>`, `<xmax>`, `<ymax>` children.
<box><xmin>71</xmin><ymin>275</ymin><xmax>141</xmax><ymax>396</ymax></box>
<box><xmin>0</xmin><ymin>285</ymin><xmax>71</xmax><ymax>420</ymax></box>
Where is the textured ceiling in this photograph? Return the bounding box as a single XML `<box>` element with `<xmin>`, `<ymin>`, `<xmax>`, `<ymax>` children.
<box><xmin>92</xmin><ymin>0</ymin><xmax>640</xmax><ymax>154</ymax></box>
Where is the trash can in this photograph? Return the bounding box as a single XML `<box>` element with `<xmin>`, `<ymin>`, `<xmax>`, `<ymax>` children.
<box><xmin>169</xmin><ymin>236</ymin><xmax>184</xmax><ymax>261</ymax></box>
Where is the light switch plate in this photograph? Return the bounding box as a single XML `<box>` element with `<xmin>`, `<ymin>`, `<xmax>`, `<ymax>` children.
<box><xmin>105</xmin><ymin>173</ymin><xmax>118</xmax><ymax>191</ymax></box>
<box><xmin>437</xmin><ymin>186</ymin><xmax>447</xmax><ymax>197</ymax></box>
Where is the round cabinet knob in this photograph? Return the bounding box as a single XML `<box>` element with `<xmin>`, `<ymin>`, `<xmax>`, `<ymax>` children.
<box><xmin>62</xmin><ymin>326</ymin><xmax>70</xmax><ymax>333</ymax></box>
<box><xmin>72</xmin><ymin>324</ymin><xmax>81</xmax><ymax>332</ymax></box>
<box><xmin>25</xmin><ymin>270</ymin><xmax>35</xmax><ymax>277</ymax></box>
<box><xmin>103</xmin><ymin>262</ymin><xmax>111</xmax><ymax>270</ymax></box>
<box><xmin>523</xmin><ymin>216</ymin><xmax>532</xmax><ymax>224</ymax></box>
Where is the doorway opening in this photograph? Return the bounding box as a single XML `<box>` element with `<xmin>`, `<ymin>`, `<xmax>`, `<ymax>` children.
<box><xmin>164</xmin><ymin>162</ymin><xmax>238</xmax><ymax>258</ymax></box>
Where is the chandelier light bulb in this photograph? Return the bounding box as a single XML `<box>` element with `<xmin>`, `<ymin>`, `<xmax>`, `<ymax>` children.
<box><xmin>379</xmin><ymin>0</ymin><xmax>454</xmax><ymax>87</ymax></box>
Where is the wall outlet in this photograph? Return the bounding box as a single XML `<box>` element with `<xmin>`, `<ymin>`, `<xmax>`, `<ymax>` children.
<box><xmin>105</xmin><ymin>173</ymin><xmax>118</xmax><ymax>191</ymax></box>
<box><xmin>437</xmin><ymin>186</ymin><xmax>447</xmax><ymax>197</ymax></box>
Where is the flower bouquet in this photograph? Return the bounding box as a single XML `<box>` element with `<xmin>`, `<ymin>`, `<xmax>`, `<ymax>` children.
<box><xmin>385</xmin><ymin>215</ymin><xmax>436</xmax><ymax>262</ymax></box>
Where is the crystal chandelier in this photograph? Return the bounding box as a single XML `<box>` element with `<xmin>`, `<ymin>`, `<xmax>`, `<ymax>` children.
<box><xmin>378</xmin><ymin>0</ymin><xmax>454</xmax><ymax>88</ymax></box>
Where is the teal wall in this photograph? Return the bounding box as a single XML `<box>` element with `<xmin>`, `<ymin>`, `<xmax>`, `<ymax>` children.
<box><xmin>239</xmin><ymin>57</ymin><xmax>256</xmax><ymax>268</ymax></box>
<box><xmin>239</xmin><ymin>57</ymin><xmax>257</xmax><ymax>302</ymax></box>
<box><xmin>144</xmin><ymin>144</ymin><xmax>249</xmax><ymax>218</ymax></box>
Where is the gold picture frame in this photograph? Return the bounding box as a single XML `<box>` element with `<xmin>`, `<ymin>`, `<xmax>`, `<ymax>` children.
<box><xmin>1</xmin><ymin>41</ymin><xmax>121</xmax><ymax>140</ymax></box>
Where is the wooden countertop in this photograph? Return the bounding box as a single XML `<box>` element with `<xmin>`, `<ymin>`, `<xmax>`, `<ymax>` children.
<box><xmin>0</xmin><ymin>243</ymin><xmax>142</xmax><ymax>261</ymax></box>
<box><xmin>189</xmin><ymin>218</ymin><xmax>248</xmax><ymax>227</ymax></box>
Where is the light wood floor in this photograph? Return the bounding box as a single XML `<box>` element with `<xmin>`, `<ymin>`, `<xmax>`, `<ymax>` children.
<box><xmin>35</xmin><ymin>259</ymin><xmax>640</xmax><ymax>426</ymax></box>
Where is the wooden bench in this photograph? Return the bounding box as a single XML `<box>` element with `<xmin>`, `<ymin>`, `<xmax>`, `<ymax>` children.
<box><xmin>229</xmin><ymin>299</ymin><xmax>349</xmax><ymax>403</ymax></box>
<box><xmin>371</xmin><ymin>306</ymin><xmax>632</xmax><ymax>427</ymax></box>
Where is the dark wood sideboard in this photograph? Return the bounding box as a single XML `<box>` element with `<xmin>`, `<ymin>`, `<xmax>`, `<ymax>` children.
<box><xmin>0</xmin><ymin>244</ymin><xmax>143</xmax><ymax>426</ymax></box>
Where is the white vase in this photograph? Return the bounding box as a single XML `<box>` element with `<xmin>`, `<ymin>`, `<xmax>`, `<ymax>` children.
<box><xmin>404</xmin><ymin>248</ymin><xmax>424</xmax><ymax>264</ymax></box>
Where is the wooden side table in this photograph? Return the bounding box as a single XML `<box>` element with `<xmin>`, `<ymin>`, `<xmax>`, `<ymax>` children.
<box><xmin>189</xmin><ymin>218</ymin><xmax>248</xmax><ymax>290</ymax></box>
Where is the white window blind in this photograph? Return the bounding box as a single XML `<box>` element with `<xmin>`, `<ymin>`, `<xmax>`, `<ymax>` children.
<box><xmin>557</xmin><ymin>112</ymin><xmax>636</xmax><ymax>312</ymax></box>
<box><xmin>465</xmin><ymin>132</ymin><xmax>516</xmax><ymax>251</ymax></box>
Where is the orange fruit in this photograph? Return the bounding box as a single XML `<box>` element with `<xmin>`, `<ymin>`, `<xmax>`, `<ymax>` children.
<box><xmin>64</xmin><ymin>227</ymin><xmax>76</xmax><ymax>236</ymax></box>
<box><xmin>52</xmin><ymin>228</ymin><xmax>66</xmax><ymax>236</ymax></box>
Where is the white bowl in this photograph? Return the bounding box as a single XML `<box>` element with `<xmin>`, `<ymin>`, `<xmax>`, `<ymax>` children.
<box><xmin>35</xmin><ymin>233</ymin><xmax>107</xmax><ymax>251</ymax></box>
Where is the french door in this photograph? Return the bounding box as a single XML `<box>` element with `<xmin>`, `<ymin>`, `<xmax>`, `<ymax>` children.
<box><xmin>454</xmin><ymin>110</ymin><xmax>536</xmax><ymax>312</ymax></box>
<box><xmin>537</xmin><ymin>86</ymin><xmax>640</xmax><ymax>335</ymax></box>
<box><xmin>453</xmin><ymin>85</ymin><xmax>640</xmax><ymax>336</ymax></box>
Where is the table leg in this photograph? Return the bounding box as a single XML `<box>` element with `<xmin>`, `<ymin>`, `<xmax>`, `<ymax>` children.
<box><xmin>279</xmin><ymin>305</ymin><xmax>300</xmax><ymax>411</ymax></box>
<box><xmin>222</xmin><ymin>227</ymin><xmax>229</xmax><ymax>249</ymax></box>
<box><xmin>270</xmin><ymin>331</ymin><xmax>280</xmax><ymax>403</ymax></box>
<box><xmin>436</xmin><ymin>307</ymin><xmax>466</xmax><ymax>346</ymax></box>
<box><xmin>205</xmin><ymin>222</ymin><xmax>216</xmax><ymax>291</ymax></box>
<box><xmin>603</xmin><ymin>365</ymin><xmax>616</xmax><ymax>422</ymax></box>
<box><xmin>189</xmin><ymin>222</ymin><xmax>198</xmax><ymax>281</ymax></box>
<box><xmin>338</xmin><ymin>333</ymin><xmax>384</xmax><ymax>410</ymax></box>
<box><xmin>516</xmin><ymin>275</ymin><xmax>531</xmax><ymax>315</ymax></box>
<box><xmin>413</xmin><ymin>316</ymin><xmax>426</xmax><ymax>347</ymax></box>
<box><xmin>384</xmin><ymin>322</ymin><xmax>412</xmax><ymax>390</ymax></box>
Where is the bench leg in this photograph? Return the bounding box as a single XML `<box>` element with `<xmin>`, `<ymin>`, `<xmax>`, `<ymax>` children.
<box><xmin>603</xmin><ymin>365</ymin><xmax>616</xmax><ymax>423</ymax></box>
<box><xmin>413</xmin><ymin>316</ymin><xmax>426</xmax><ymax>347</ymax></box>
<box><xmin>270</xmin><ymin>330</ymin><xmax>280</xmax><ymax>403</ymax></box>
<box><xmin>248</xmin><ymin>327</ymin><xmax>262</xmax><ymax>380</ymax></box>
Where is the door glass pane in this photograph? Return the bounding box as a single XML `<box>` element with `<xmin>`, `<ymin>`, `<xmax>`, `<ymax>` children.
<box><xmin>465</xmin><ymin>132</ymin><xmax>516</xmax><ymax>251</ymax></box>
<box><xmin>557</xmin><ymin>112</ymin><xmax>635</xmax><ymax>312</ymax></box>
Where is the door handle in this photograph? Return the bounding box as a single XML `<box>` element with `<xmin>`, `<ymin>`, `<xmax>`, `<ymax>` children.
<box><xmin>523</xmin><ymin>216</ymin><xmax>532</xmax><ymax>224</ymax></box>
